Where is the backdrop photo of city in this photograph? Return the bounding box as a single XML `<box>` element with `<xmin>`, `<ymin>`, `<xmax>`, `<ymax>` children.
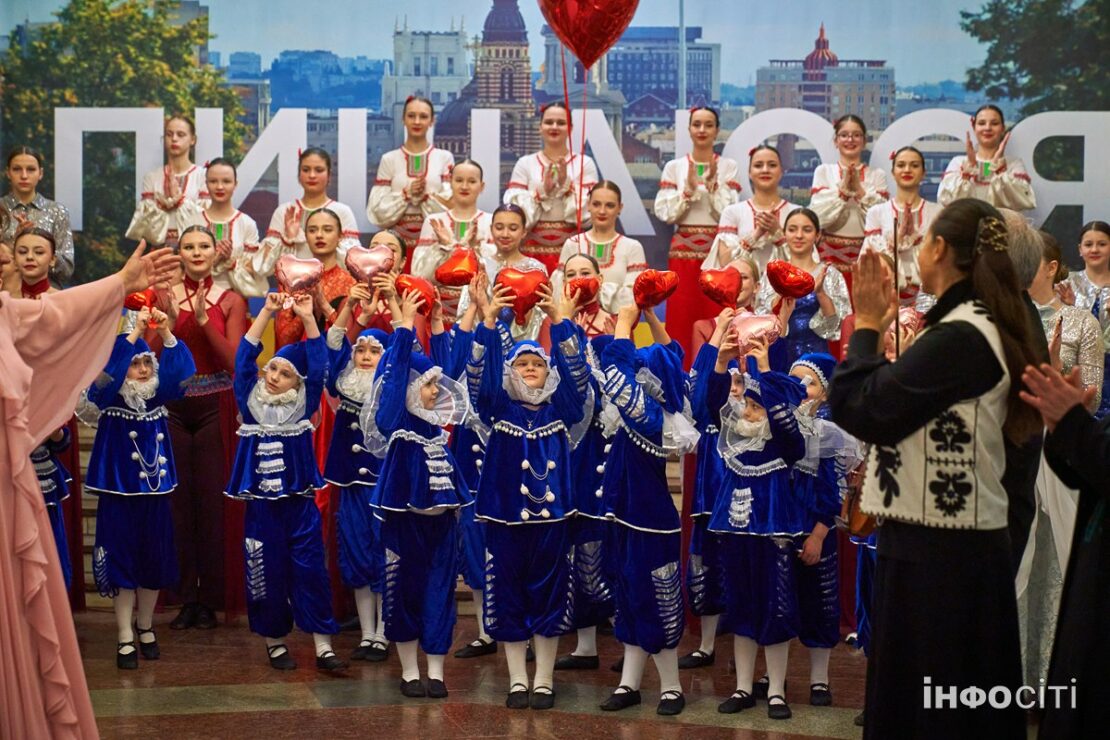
<box><xmin>1</xmin><ymin>0</ymin><xmax>1104</xmax><ymax>281</ymax></box>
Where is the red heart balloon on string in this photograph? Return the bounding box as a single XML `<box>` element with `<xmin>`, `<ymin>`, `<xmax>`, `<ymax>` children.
<box><xmin>633</xmin><ymin>269</ymin><xmax>679</xmax><ymax>309</ymax></box>
<box><xmin>124</xmin><ymin>288</ymin><xmax>157</xmax><ymax>311</ymax></box>
<box><xmin>729</xmin><ymin>313</ymin><xmax>781</xmax><ymax>355</ymax></box>
<box><xmin>538</xmin><ymin>0</ymin><xmax>641</xmax><ymax>69</ymax></box>
<box><xmin>275</xmin><ymin>255</ymin><xmax>323</xmax><ymax>296</ymax></box>
<box><xmin>766</xmin><ymin>260</ymin><xmax>815</xmax><ymax>299</ymax></box>
<box><xmin>567</xmin><ymin>276</ymin><xmax>600</xmax><ymax>305</ymax></box>
<box><xmin>495</xmin><ymin>268</ymin><xmax>550</xmax><ymax>326</ymax></box>
<box><xmin>345</xmin><ymin>244</ymin><xmax>395</xmax><ymax>285</ymax></box>
<box><xmin>395</xmin><ymin>274</ymin><xmax>437</xmax><ymax>317</ymax></box>
<box><xmin>698</xmin><ymin>267</ymin><xmax>742</xmax><ymax>308</ymax></box>
<box><xmin>434</xmin><ymin>247</ymin><xmax>480</xmax><ymax>287</ymax></box>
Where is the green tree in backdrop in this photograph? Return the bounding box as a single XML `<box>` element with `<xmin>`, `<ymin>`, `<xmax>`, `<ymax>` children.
<box><xmin>961</xmin><ymin>0</ymin><xmax>1108</xmax><ymax>247</ymax></box>
<box><xmin>0</xmin><ymin>0</ymin><xmax>247</xmax><ymax>283</ymax></box>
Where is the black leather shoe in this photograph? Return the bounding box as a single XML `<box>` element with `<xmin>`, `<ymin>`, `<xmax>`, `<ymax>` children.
<box><xmin>169</xmin><ymin>603</ymin><xmax>197</xmax><ymax>631</ymax></box>
<box><xmin>854</xmin><ymin>710</ymin><xmax>866</xmax><ymax>727</ymax></box>
<box><xmin>267</xmin><ymin>644</ymin><xmax>297</xmax><ymax>670</ymax></box>
<box><xmin>365</xmin><ymin>641</ymin><xmax>389</xmax><ymax>662</ymax></box>
<box><xmin>599</xmin><ymin>687</ymin><xmax>641</xmax><ymax>711</ymax></box>
<box><xmin>316</xmin><ymin>650</ymin><xmax>348</xmax><ymax>672</ymax></box>
<box><xmin>657</xmin><ymin>691</ymin><xmax>685</xmax><ymax>716</ymax></box>
<box><xmin>426</xmin><ymin>679</ymin><xmax>448</xmax><ymax>699</ymax></box>
<box><xmin>400</xmin><ymin>679</ymin><xmax>426</xmax><ymax>698</ymax></box>
<box><xmin>135</xmin><ymin>624</ymin><xmax>159</xmax><ymax>660</ymax></box>
<box><xmin>506</xmin><ymin>683</ymin><xmax>530</xmax><ymax>709</ymax></box>
<box><xmin>117</xmin><ymin>642</ymin><xmax>138</xmax><ymax>670</ymax></box>
<box><xmin>351</xmin><ymin>639</ymin><xmax>375</xmax><ymax>661</ymax></box>
<box><xmin>530</xmin><ymin>688</ymin><xmax>555</xmax><ymax>710</ymax></box>
<box><xmin>718</xmin><ymin>690</ymin><xmax>756</xmax><ymax>713</ymax></box>
<box><xmin>610</xmin><ymin>657</ymin><xmax>624</xmax><ymax>673</ymax></box>
<box><xmin>810</xmin><ymin>682</ymin><xmax>833</xmax><ymax>706</ymax></box>
<box><xmin>554</xmin><ymin>653</ymin><xmax>599</xmax><ymax>670</ymax></box>
<box><xmin>767</xmin><ymin>695</ymin><xmax>792</xmax><ymax>720</ymax></box>
<box><xmin>193</xmin><ymin>604</ymin><xmax>217</xmax><ymax>630</ymax></box>
<box><xmin>453</xmin><ymin>638</ymin><xmax>496</xmax><ymax>658</ymax></box>
<box><xmin>677</xmin><ymin>649</ymin><xmax>714</xmax><ymax>669</ymax></box>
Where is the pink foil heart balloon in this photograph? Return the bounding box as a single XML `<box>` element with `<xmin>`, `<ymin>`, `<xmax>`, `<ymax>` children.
<box><xmin>345</xmin><ymin>245</ymin><xmax>395</xmax><ymax>285</ymax></box>
<box><xmin>729</xmin><ymin>312</ymin><xmax>781</xmax><ymax>355</ymax></box>
<box><xmin>275</xmin><ymin>255</ymin><xmax>323</xmax><ymax>297</ymax></box>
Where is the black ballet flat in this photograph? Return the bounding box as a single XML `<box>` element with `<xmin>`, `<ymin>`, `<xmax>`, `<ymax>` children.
<box><xmin>656</xmin><ymin>690</ymin><xmax>685</xmax><ymax>716</ymax></box>
<box><xmin>718</xmin><ymin>690</ymin><xmax>756</xmax><ymax>714</ymax></box>
<box><xmin>117</xmin><ymin>641</ymin><xmax>138</xmax><ymax>670</ymax></box>
<box><xmin>767</xmin><ymin>694</ymin><xmax>792</xmax><ymax>720</ymax></box>
<box><xmin>599</xmin><ymin>686</ymin><xmax>641</xmax><ymax>711</ymax></box>
<box><xmin>365</xmin><ymin>640</ymin><xmax>389</xmax><ymax>662</ymax></box>
<box><xmin>554</xmin><ymin>653</ymin><xmax>599</xmax><ymax>670</ymax></box>
<box><xmin>609</xmin><ymin>657</ymin><xmax>624</xmax><ymax>673</ymax></box>
<box><xmin>453</xmin><ymin>638</ymin><xmax>496</xmax><ymax>659</ymax></box>
<box><xmin>267</xmin><ymin>644</ymin><xmax>297</xmax><ymax>671</ymax></box>
<box><xmin>315</xmin><ymin>650</ymin><xmax>348</xmax><ymax>673</ymax></box>
<box><xmin>400</xmin><ymin>679</ymin><xmax>426</xmax><ymax>698</ymax></box>
<box><xmin>530</xmin><ymin>687</ymin><xmax>555</xmax><ymax>710</ymax></box>
<box><xmin>426</xmin><ymin>679</ymin><xmax>449</xmax><ymax>699</ymax></box>
<box><xmin>810</xmin><ymin>682</ymin><xmax>833</xmax><ymax>706</ymax></box>
<box><xmin>169</xmin><ymin>603</ymin><xmax>198</xmax><ymax>631</ymax></box>
<box><xmin>677</xmin><ymin>649</ymin><xmax>714</xmax><ymax>669</ymax></box>
<box><xmin>505</xmin><ymin>682</ymin><xmax>530</xmax><ymax>709</ymax></box>
<box><xmin>135</xmin><ymin>624</ymin><xmax>159</xmax><ymax>660</ymax></box>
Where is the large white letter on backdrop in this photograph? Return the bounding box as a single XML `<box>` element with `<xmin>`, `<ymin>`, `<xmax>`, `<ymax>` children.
<box><xmin>54</xmin><ymin>107</ymin><xmax>164</xmax><ymax>230</ymax></box>
<box><xmin>235</xmin><ymin>108</ymin><xmax>307</xmax><ymax>210</ymax></box>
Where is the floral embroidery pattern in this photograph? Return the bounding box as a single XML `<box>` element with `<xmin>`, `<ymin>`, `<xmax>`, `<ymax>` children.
<box><xmin>929</xmin><ymin>411</ymin><xmax>972</xmax><ymax>454</ymax></box>
<box><xmin>929</xmin><ymin>470</ymin><xmax>973</xmax><ymax>516</ymax></box>
<box><xmin>875</xmin><ymin>445</ymin><xmax>902</xmax><ymax>508</ymax></box>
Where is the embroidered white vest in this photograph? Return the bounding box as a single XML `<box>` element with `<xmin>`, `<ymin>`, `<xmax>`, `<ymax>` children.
<box><xmin>861</xmin><ymin>301</ymin><xmax>1010</xmax><ymax>530</ymax></box>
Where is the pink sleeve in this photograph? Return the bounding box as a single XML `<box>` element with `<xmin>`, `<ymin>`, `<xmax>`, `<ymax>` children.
<box><xmin>9</xmin><ymin>276</ymin><xmax>126</xmax><ymax>442</ymax></box>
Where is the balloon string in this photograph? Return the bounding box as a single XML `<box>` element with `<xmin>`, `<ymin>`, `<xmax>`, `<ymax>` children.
<box><xmin>577</xmin><ymin>73</ymin><xmax>588</xmax><ymax>234</ymax></box>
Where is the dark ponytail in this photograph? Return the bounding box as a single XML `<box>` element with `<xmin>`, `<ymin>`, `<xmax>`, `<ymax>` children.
<box><xmin>929</xmin><ymin>198</ymin><xmax>1041</xmax><ymax>444</ymax></box>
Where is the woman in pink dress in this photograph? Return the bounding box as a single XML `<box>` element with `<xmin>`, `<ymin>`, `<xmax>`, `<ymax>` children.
<box><xmin>0</xmin><ymin>230</ymin><xmax>178</xmax><ymax>739</ymax></box>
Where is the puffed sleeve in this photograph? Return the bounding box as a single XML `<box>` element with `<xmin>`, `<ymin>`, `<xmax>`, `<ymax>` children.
<box><xmin>709</xmin><ymin>158</ymin><xmax>742</xmax><ymax>220</ymax></box>
<box><xmin>503</xmin><ymin>156</ymin><xmax>541</xmax><ymax>229</ymax></box>
<box><xmin>1074</xmin><ymin>311</ymin><xmax>1105</xmax><ymax>409</ymax></box>
<box><xmin>599</xmin><ymin>239</ymin><xmax>646</xmax><ymax>314</ymax></box>
<box><xmin>860</xmin><ymin>168</ymin><xmax>889</xmax><ymax>210</ymax></box>
<box><xmin>808</xmin><ymin>166</ymin><xmax>852</xmax><ymax>233</ymax></box>
<box><xmin>411</xmin><ymin>216</ymin><xmax>452</xmax><ymax>282</ymax></box>
<box><xmin>367</xmin><ymin>155</ymin><xmax>408</xmax><ymax>227</ymax></box>
<box><xmin>151</xmin><ymin>336</ymin><xmax>197</xmax><ymax>405</ymax></box>
<box><xmin>420</xmin><ymin>153</ymin><xmax>455</xmax><ymax>218</ymax></box>
<box><xmin>325</xmin><ymin>326</ymin><xmax>351</xmax><ymax>396</ymax></box>
<box><xmin>87</xmin><ymin>335</ymin><xmax>137</xmax><ymax>409</ymax></box>
<box><xmin>702</xmin><ymin>205</ymin><xmax>741</xmax><ymax>270</ymax></box>
<box><xmin>937</xmin><ymin>156</ymin><xmax>973</xmax><ymax>207</ymax></box>
<box><xmin>337</xmin><ymin>206</ymin><xmax>361</xmax><ymax>265</ymax></box>
<box><xmin>373</xmin><ymin>326</ymin><xmax>416</xmax><ymax>434</ymax></box>
<box><xmin>653</xmin><ymin>159</ymin><xmax>690</xmax><ymax>225</ymax></box>
<box><xmin>474</xmin><ymin>322</ymin><xmax>509</xmax><ymax>426</ymax></box>
<box><xmin>989</xmin><ymin>158</ymin><xmax>1037</xmax><ymax>211</ymax></box>
<box><xmin>302</xmin><ymin>335</ymin><xmax>327</xmax><ymax>418</ymax></box>
<box><xmin>601</xmin><ymin>338</ymin><xmax>664</xmax><ymax>437</ymax></box>
<box><xmin>549</xmin><ymin>318</ymin><xmax>588</xmax><ymax>427</ymax></box>
<box><xmin>861</xmin><ymin>203</ymin><xmax>887</xmax><ymax>256</ymax></box>
<box><xmin>50</xmin><ymin>203</ymin><xmax>75</xmax><ymax>283</ymax></box>
<box><xmin>226</xmin><ymin>217</ymin><xmax>270</xmax><ymax>297</ymax></box>
<box><xmin>255</xmin><ymin>205</ymin><xmax>305</xmax><ymax>277</ymax></box>
<box><xmin>233</xmin><ymin>336</ymin><xmax>264</xmax><ymax>416</ymax></box>
<box><xmin>809</xmin><ymin>267</ymin><xmax>850</xmax><ymax>340</ymax></box>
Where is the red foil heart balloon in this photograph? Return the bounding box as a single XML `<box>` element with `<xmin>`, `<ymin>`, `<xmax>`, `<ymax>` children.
<box><xmin>729</xmin><ymin>313</ymin><xmax>782</xmax><ymax>355</ymax></box>
<box><xmin>766</xmin><ymin>260</ymin><xmax>815</xmax><ymax>299</ymax></box>
<box><xmin>538</xmin><ymin>0</ymin><xmax>640</xmax><ymax>69</ymax></box>
<box><xmin>495</xmin><ymin>268</ymin><xmax>550</xmax><ymax>326</ymax></box>
<box><xmin>434</xmin><ymin>247</ymin><xmax>480</xmax><ymax>287</ymax></box>
<box><xmin>395</xmin><ymin>274</ymin><xmax>437</xmax><ymax>317</ymax></box>
<box><xmin>124</xmin><ymin>288</ymin><xmax>157</xmax><ymax>311</ymax></box>
<box><xmin>633</xmin><ymin>269</ymin><xmax>679</xmax><ymax>309</ymax></box>
<box><xmin>567</xmin><ymin>276</ymin><xmax>600</xmax><ymax>305</ymax></box>
<box><xmin>275</xmin><ymin>255</ymin><xmax>323</xmax><ymax>296</ymax></box>
<box><xmin>345</xmin><ymin>244</ymin><xmax>395</xmax><ymax>285</ymax></box>
<box><xmin>698</xmin><ymin>267</ymin><xmax>742</xmax><ymax>308</ymax></box>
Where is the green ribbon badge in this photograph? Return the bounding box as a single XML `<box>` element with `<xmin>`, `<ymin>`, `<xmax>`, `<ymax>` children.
<box><xmin>981</xmin><ymin>161</ymin><xmax>992</xmax><ymax>179</ymax></box>
<box><xmin>412</xmin><ymin>154</ymin><xmax>424</xmax><ymax>173</ymax></box>
<box><xmin>696</xmin><ymin>163</ymin><xmax>705</xmax><ymax>178</ymax></box>
<box><xmin>594</xmin><ymin>242</ymin><xmax>607</xmax><ymax>260</ymax></box>
<box><xmin>213</xmin><ymin>222</ymin><xmax>225</xmax><ymax>241</ymax></box>
<box><xmin>457</xmin><ymin>221</ymin><xmax>468</xmax><ymax>240</ymax></box>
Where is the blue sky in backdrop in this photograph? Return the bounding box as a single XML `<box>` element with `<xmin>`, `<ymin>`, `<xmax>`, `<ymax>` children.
<box><xmin>4</xmin><ymin>0</ymin><xmax>987</xmax><ymax>86</ymax></box>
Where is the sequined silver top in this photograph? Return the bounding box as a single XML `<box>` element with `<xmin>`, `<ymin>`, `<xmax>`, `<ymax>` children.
<box><xmin>1035</xmin><ymin>299</ymin><xmax>1105</xmax><ymax>408</ymax></box>
<box><xmin>1</xmin><ymin>193</ymin><xmax>75</xmax><ymax>283</ymax></box>
<box><xmin>1066</xmin><ymin>271</ymin><xmax>1110</xmax><ymax>333</ymax></box>
<box><xmin>755</xmin><ymin>261</ymin><xmax>851</xmax><ymax>340</ymax></box>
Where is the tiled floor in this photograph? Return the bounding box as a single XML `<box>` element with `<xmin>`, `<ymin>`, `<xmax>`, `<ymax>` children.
<box><xmin>78</xmin><ymin>610</ymin><xmax>868</xmax><ymax>739</ymax></box>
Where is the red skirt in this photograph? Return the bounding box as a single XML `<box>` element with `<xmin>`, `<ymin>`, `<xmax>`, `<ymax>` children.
<box><xmin>313</xmin><ymin>395</ymin><xmax>352</xmax><ymax>620</ymax></box>
<box><xmin>666</xmin><ymin>226</ymin><xmax>720</xmax><ymax>368</ymax></box>
<box><xmin>524</xmin><ymin>220</ymin><xmax>577</xmax><ymax>275</ymax></box>
<box><xmin>60</xmin><ymin>417</ymin><xmax>86</xmax><ymax>610</ymax></box>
